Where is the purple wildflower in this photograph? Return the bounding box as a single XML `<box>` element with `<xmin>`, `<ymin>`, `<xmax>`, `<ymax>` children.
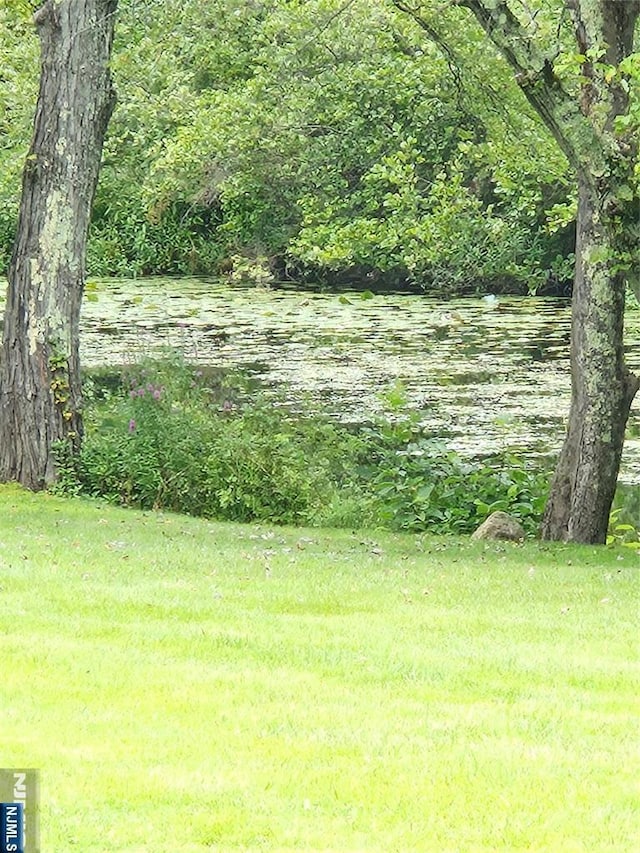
<box><xmin>128</xmin><ymin>418</ymin><xmax>136</xmax><ymax>433</ymax></box>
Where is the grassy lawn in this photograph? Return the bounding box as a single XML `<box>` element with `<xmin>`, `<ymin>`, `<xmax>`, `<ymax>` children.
<box><xmin>0</xmin><ymin>484</ymin><xmax>638</xmax><ymax>852</ymax></box>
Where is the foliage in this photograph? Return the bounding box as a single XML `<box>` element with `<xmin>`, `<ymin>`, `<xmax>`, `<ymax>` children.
<box><xmin>54</xmin><ymin>358</ymin><xmax>550</xmax><ymax>534</ymax></box>
<box><xmin>57</xmin><ymin>358</ymin><xmax>369</xmax><ymax>525</ymax></box>
<box><xmin>606</xmin><ymin>509</ymin><xmax>640</xmax><ymax>549</ymax></box>
<box><xmin>87</xmin><ymin>193</ymin><xmax>223</xmax><ymax>277</ymax></box>
<box><xmin>0</xmin><ymin>0</ymin><xmax>577</xmax><ymax>290</ymax></box>
<box><xmin>607</xmin><ymin>492</ymin><xmax>640</xmax><ymax>548</ymax></box>
<box><xmin>0</xmin><ymin>4</ymin><xmax>38</xmax><ymax>271</ymax></box>
<box><xmin>140</xmin><ymin>0</ymin><xmax>572</xmax><ymax>291</ymax></box>
<box><xmin>359</xmin><ymin>406</ymin><xmax>548</xmax><ymax>535</ymax></box>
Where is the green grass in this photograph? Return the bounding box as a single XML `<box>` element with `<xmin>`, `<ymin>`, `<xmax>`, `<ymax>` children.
<box><xmin>0</xmin><ymin>484</ymin><xmax>638</xmax><ymax>852</ymax></box>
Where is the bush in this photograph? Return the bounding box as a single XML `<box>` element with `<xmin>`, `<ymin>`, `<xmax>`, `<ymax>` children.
<box><xmin>54</xmin><ymin>358</ymin><xmax>550</xmax><ymax>534</ymax></box>
<box><xmin>360</xmin><ymin>418</ymin><xmax>549</xmax><ymax>535</ymax></box>
<box><xmin>87</xmin><ymin>198</ymin><xmax>223</xmax><ymax>277</ymax></box>
<box><xmin>60</xmin><ymin>358</ymin><xmax>368</xmax><ymax>526</ymax></box>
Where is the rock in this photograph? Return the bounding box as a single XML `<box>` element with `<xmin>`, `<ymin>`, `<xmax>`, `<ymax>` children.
<box><xmin>472</xmin><ymin>511</ymin><xmax>525</xmax><ymax>542</ymax></box>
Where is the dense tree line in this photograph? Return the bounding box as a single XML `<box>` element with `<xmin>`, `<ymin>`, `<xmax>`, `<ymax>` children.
<box><xmin>1</xmin><ymin>0</ymin><xmax>579</xmax><ymax>293</ymax></box>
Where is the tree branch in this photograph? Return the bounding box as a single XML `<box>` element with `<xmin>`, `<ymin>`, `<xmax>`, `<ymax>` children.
<box><xmin>457</xmin><ymin>0</ymin><xmax>550</xmax><ymax>74</ymax></box>
<box><xmin>446</xmin><ymin>0</ymin><xmax>591</xmax><ymax>166</ymax></box>
<box><xmin>453</xmin><ymin>0</ymin><xmax>639</xmax><ymax>174</ymax></box>
<box><xmin>298</xmin><ymin>0</ymin><xmax>360</xmax><ymax>53</ymax></box>
<box><xmin>391</xmin><ymin>0</ymin><xmax>464</xmax><ymax>92</ymax></box>
<box><xmin>564</xmin><ymin>0</ymin><xmax>640</xmax><ymax>128</ymax></box>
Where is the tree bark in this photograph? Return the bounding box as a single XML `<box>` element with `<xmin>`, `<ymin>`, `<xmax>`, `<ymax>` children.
<box><xmin>0</xmin><ymin>0</ymin><xmax>117</xmax><ymax>488</ymax></box>
<box><xmin>540</xmin><ymin>175</ymin><xmax>640</xmax><ymax>542</ymax></box>
<box><xmin>537</xmin><ymin>0</ymin><xmax>640</xmax><ymax>542</ymax></box>
<box><xmin>442</xmin><ymin>0</ymin><xmax>640</xmax><ymax>543</ymax></box>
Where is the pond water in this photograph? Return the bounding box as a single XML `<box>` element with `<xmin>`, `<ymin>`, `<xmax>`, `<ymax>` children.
<box><xmin>73</xmin><ymin>277</ymin><xmax>640</xmax><ymax>485</ymax></box>
<box><xmin>1</xmin><ymin>276</ymin><xmax>638</xmax><ymax>484</ymax></box>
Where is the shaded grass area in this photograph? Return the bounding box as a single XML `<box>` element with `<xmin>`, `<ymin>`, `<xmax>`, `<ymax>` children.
<box><xmin>0</xmin><ymin>484</ymin><xmax>638</xmax><ymax>851</ymax></box>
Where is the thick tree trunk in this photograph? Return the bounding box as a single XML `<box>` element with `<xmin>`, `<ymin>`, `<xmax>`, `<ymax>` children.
<box><xmin>0</xmin><ymin>0</ymin><xmax>117</xmax><ymax>488</ymax></box>
<box><xmin>540</xmin><ymin>177</ymin><xmax>640</xmax><ymax>543</ymax></box>
<box><xmin>450</xmin><ymin>0</ymin><xmax>640</xmax><ymax>543</ymax></box>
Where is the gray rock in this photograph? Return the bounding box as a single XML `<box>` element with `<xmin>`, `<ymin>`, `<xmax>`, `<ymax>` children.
<box><xmin>472</xmin><ymin>511</ymin><xmax>525</xmax><ymax>541</ymax></box>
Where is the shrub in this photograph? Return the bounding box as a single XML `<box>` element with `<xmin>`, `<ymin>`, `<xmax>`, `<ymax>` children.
<box><xmin>360</xmin><ymin>421</ymin><xmax>549</xmax><ymax>535</ymax></box>
<box><xmin>62</xmin><ymin>359</ymin><xmax>367</xmax><ymax>526</ymax></box>
<box><xmin>54</xmin><ymin>358</ymin><xmax>550</xmax><ymax>534</ymax></box>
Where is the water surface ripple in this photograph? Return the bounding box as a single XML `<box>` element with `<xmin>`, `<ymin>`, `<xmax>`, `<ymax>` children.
<box><xmin>4</xmin><ymin>277</ymin><xmax>638</xmax><ymax>483</ymax></box>
<box><xmin>76</xmin><ymin>278</ymin><xmax>640</xmax><ymax>485</ymax></box>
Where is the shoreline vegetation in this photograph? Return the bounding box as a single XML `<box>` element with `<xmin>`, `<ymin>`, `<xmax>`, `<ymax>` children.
<box><xmin>50</xmin><ymin>356</ymin><xmax>638</xmax><ymax>543</ymax></box>
<box><xmin>1</xmin><ymin>1</ymin><xmax>580</xmax><ymax>296</ymax></box>
<box><xmin>57</xmin><ymin>356</ymin><xmax>550</xmax><ymax>535</ymax></box>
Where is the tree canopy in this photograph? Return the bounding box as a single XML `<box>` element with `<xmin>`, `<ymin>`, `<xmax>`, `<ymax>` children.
<box><xmin>0</xmin><ymin>0</ymin><xmax>586</xmax><ymax>292</ymax></box>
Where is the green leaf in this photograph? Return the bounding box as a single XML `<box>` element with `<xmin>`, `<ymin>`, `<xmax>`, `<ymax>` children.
<box><xmin>616</xmin><ymin>185</ymin><xmax>635</xmax><ymax>202</ymax></box>
<box><xmin>417</xmin><ymin>484</ymin><xmax>435</xmax><ymax>500</ymax></box>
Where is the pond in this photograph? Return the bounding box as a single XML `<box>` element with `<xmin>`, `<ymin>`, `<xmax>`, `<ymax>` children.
<box><xmin>1</xmin><ymin>276</ymin><xmax>638</xmax><ymax>484</ymax></box>
<box><xmin>74</xmin><ymin>277</ymin><xmax>640</xmax><ymax>486</ymax></box>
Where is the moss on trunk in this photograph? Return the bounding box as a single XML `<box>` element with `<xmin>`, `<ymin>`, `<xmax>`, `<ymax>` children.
<box><xmin>0</xmin><ymin>0</ymin><xmax>117</xmax><ymax>488</ymax></box>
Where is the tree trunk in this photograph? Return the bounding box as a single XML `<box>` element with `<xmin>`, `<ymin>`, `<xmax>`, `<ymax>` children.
<box><xmin>448</xmin><ymin>0</ymin><xmax>640</xmax><ymax>543</ymax></box>
<box><xmin>540</xmin><ymin>176</ymin><xmax>640</xmax><ymax>543</ymax></box>
<box><xmin>0</xmin><ymin>0</ymin><xmax>117</xmax><ymax>488</ymax></box>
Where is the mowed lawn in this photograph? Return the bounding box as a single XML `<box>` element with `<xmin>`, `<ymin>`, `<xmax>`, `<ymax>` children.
<box><xmin>0</xmin><ymin>485</ymin><xmax>638</xmax><ymax>852</ymax></box>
